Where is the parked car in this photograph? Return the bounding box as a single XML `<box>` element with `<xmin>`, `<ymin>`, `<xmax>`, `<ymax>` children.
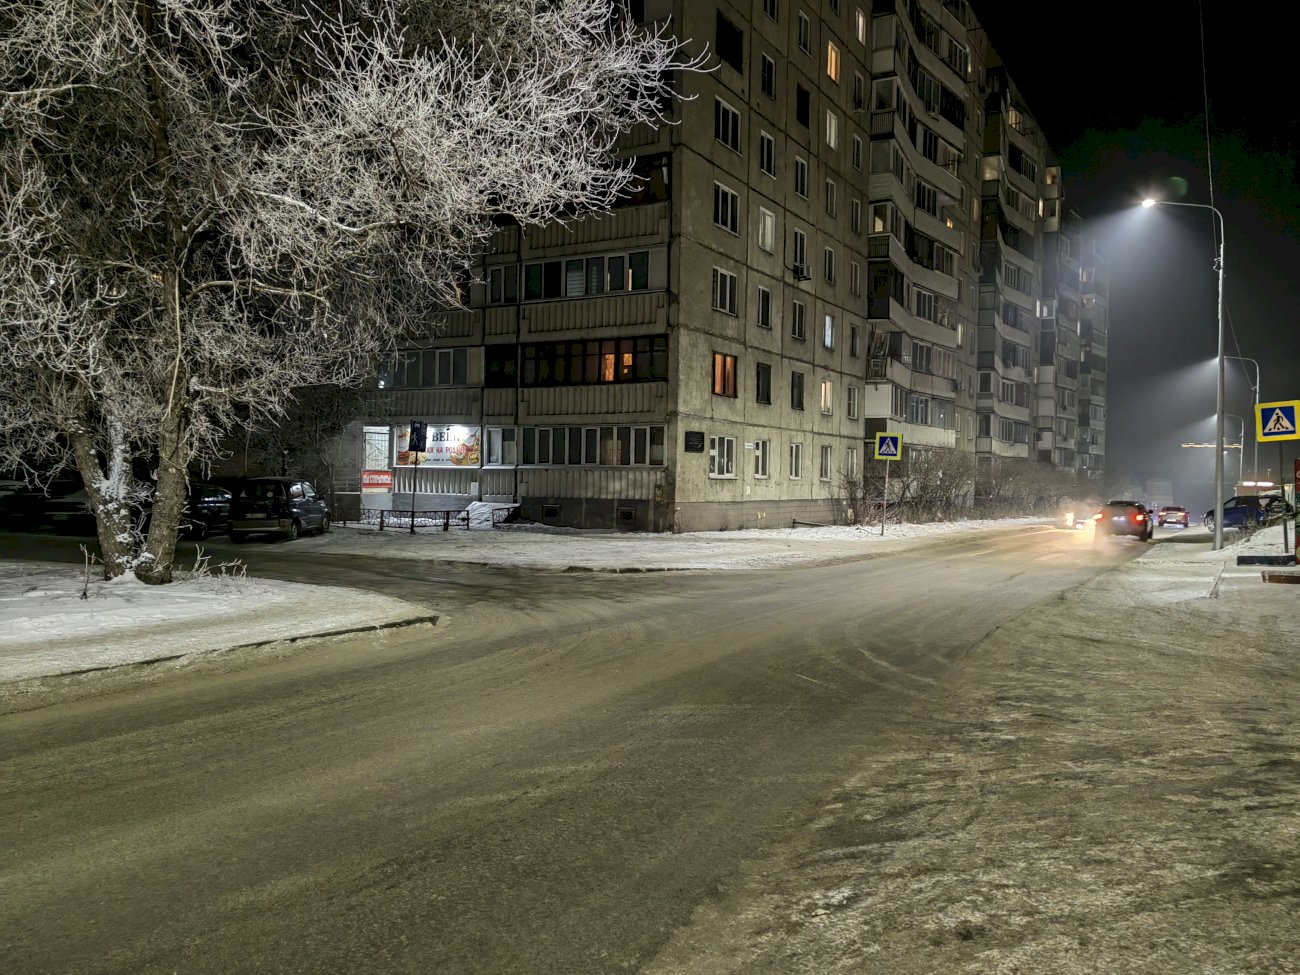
<box><xmin>1157</xmin><ymin>505</ymin><xmax>1189</xmax><ymax>528</ymax></box>
<box><xmin>1094</xmin><ymin>500</ymin><xmax>1154</xmax><ymax>541</ymax></box>
<box><xmin>228</xmin><ymin>477</ymin><xmax>330</xmax><ymax>542</ymax></box>
<box><xmin>139</xmin><ymin>482</ymin><xmax>234</xmax><ymax>540</ymax></box>
<box><xmin>0</xmin><ymin>476</ymin><xmax>93</xmax><ymax>533</ymax></box>
<box><xmin>1202</xmin><ymin>496</ymin><xmax>1268</xmax><ymax>532</ymax></box>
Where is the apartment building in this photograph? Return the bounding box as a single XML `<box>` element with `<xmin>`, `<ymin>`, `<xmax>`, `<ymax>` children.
<box><xmin>357</xmin><ymin>0</ymin><xmax>1106</xmax><ymax>531</ymax></box>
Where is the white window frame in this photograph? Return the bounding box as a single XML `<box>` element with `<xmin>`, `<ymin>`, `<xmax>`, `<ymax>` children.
<box><xmin>819</xmin><ymin>444</ymin><xmax>833</xmax><ymax>480</ymax></box>
<box><xmin>754</xmin><ymin>438</ymin><xmax>770</xmax><ymax>478</ymax></box>
<box><xmin>797</xmin><ymin>12</ymin><xmax>811</xmax><ymax>54</ymax></box>
<box><xmin>791</xmin><ymin>299</ymin><xmax>806</xmax><ymax>339</ymax></box>
<box><xmin>826</xmin><ymin>41</ymin><xmax>841</xmax><ymax>83</ymax></box>
<box><xmin>825</xmin><ymin>109</ymin><xmax>839</xmax><ymax>150</ymax></box>
<box><xmin>713</xmin><ymin>182</ymin><xmax>740</xmax><ymax>235</ymax></box>
<box><xmin>823</xmin><ymin>313</ymin><xmax>835</xmax><ymax>350</ymax></box>
<box><xmin>847</xmin><ymin>383</ymin><xmax>859</xmax><ymax>418</ymax></box>
<box><xmin>760</xmin><ymin>54</ymin><xmax>776</xmax><ymax>98</ymax></box>
<box><xmin>794</xmin><ymin>156</ymin><xmax>808</xmax><ymax>197</ymax></box>
<box><xmin>757</xmin><ymin>286</ymin><xmax>772</xmax><ymax>329</ymax></box>
<box><xmin>820</xmin><ymin>379</ymin><xmax>834</xmax><ymax>414</ymax></box>
<box><xmin>714</xmin><ymin>97</ymin><xmax>741</xmax><ymax>152</ymax></box>
<box><xmin>823</xmin><ymin>246</ymin><xmax>836</xmax><ymax>283</ymax></box>
<box><xmin>708</xmin><ymin>435</ymin><xmax>737</xmax><ymax>477</ymax></box>
<box><xmin>711</xmin><ymin>267</ymin><xmax>738</xmax><ymax>315</ymax></box>
<box><xmin>758</xmin><ymin>207</ymin><xmax>775</xmax><ymax>252</ymax></box>
<box><xmin>759</xmin><ymin>130</ymin><xmax>776</xmax><ymax>176</ymax></box>
<box><xmin>789</xmin><ymin>442</ymin><xmax>803</xmax><ymax>479</ymax></box>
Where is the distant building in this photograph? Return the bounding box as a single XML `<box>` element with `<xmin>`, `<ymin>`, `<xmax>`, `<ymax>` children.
<box><xmin>352</xmin><ymin>0</ymin><xmax>1108</xmax><ymax>530</ymax></box>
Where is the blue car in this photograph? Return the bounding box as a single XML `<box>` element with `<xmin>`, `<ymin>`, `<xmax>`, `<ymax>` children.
<box><xmin>1202</xmin><ymin>496</ymin><xmax>1266</xmax><ymax>532</ymax></box>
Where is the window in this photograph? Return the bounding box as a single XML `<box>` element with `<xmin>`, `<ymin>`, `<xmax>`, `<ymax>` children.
<box><xmin>820</xmin><ymin>379</ymin><xmax>833</xmax><ymax>414</ymax></box>
<box><xmin>825</xmin><ymin>178</ymin><xmax>836</xmax><ymax>217</ymax></box>
<box><xmin>791</xmin><ymin>370</ymin><xmax>805</xmax><ymax>410</ymax></box>
<box><xmin>915</xmin><ymin>288</ymin><xmax>937</xmax><ymax>323</ymax></box>
<box><xmin>486</xmin><ymin>266</ymin><xmax>519</xmax><ymax>305</ymax></box>
<box><xmin>756</xmin><ymin>361</ymin><xmax>772</xmax><ymax>404</ymax></box>
<box><xmin>520</xmin><ymin>249</ymin><xmax>653</xmax><ymax>301</ymax></box>
<box><xmin>847</xmin><ymin>383</ymin><xmax>859</xmax><ymax>418</ymax></box>
<box><xmin>708</xmin><ymin>434</ymin><xmax>736</xmax><ymax>477</ymax></box>
<box><xmin>712</xmin><ymin>352</ymin><xmax>737</xmax><ymax>397</ymax></box>
<box><xmin>849</xmin><ymin>324</ymin><xmax>860</xmax><ymax>356</ymax></box>
<box><xmin>760</xmin><ymin>54</ymin><xmax>776</xmax><ymax>98</ymax></box>
<box><xmin>851</xmin><ymin>198</ymin><xmax>861</xmax><ymax>234</ymax></box>
<box><xmin>826</xmin><ymin>41</ymin><xmax>840</xmax><ymax>82</ymax></box>
<box><xmin>795</xmin><ymin>84</ymin><xmax>810</xmax><ymax>127</ymax></box>
<box><xmin>797</xmin><ymin>12</ymin><xmax>811</xmax><ymax>53</ymax></box>
<box><xmin>851</xmin><ymin>134</ymin><xmax>862</xmax><ymax>170</ymax></box>
<box><xmin>855</xmin><ymin>6</ymin><xmax>867</xmax><ymax>44</ymax></box>
<box><xmin>759</xmin><ymin>130</ymin><xmax>775</xmax><ymax>175</ymax></box>
<box><xmin>850</xmin><ymin>260</ymin><xmax>861</xmax><ymax>296</ymax></box>
<box><xmin>794</xmin><ymin>156</ymin><xmax>808</xmax><ymax>197</ymax></box>
<box><xmin>713</xmin><ymin>182</ymin><xmax>740</xmax><ymax>234</ymax></box>
<box><xmin>757</xmin><ymin>207</ymin><xmax>775</xmax><ymax>252</ymax></box>
<box><xmin>715</xmin><ymin>11</ymin><xmax>744</xmax><ymax>72</ymax></box>
<box><xmin>390</xmin><ymin>347</ymin><xmax>469</xmax><ymax>388</ymax></box>
<box><xmin>485</xmin><ymin>427</ymin><xmax>518</xmax><ymax>465</ymax></box>
<box><xmin>757</xmin><ymin>286</ymin><xmax>772</xmax><ymax>329</ymax></box>
<box><xmin>763</xmin><ymin>0</ymin><xmax>779</xmax><ymax>21</ymax></box>
<box><xmin>915</xmin><ymin>179</ymin><xmax>938</xmax><ymax>217</ymax></box>
<box><xmin>714</xmin><ymin>98</ymin><xmax>741</xmax><ymax>152</ymax></box>
<box><xmin>792</xmin><ymin>227</ymin><xmax>807</xmax><ymax>270</ymax></box>
<box><xmin>819</xmin><ymin>444</ymin><xmax>832</xmax><ymax>480</ymax></box>
<box><xmin>823</xmin><ymin>246</ymin><xmax>835</xmax><ymax>283</ymax></box>
<box><xmin>789</xmin><ymin>442</ymin><xmax>803</xmax><ymax>478</ymax></box>
<box><xmin>846</xmin><ymin>445</ymin><xmax>858</xmax><ymax>478</ymax></box>
<box><xmin>822</xmin><ymin>313</ymin><xmax>835</xmax><ymax>349</ymax></box>
<box><xmin>711</xmin><ymin>267</ymin><xmax>737</xmax><ymax>315</ymax></box>
<box><xmin>754</xmin><ymin>438</ymin><xmax>770</xmax><ymax>477</ymax></box>
<box><xmin>791</xmin><ymin>299</ymin><xmax>806</xmax><ymax>339</ymax></box>
<box><xmin>853</xmin><ymin>72</ymin><xmax>865</xmax><ymax>110</ymax></box>
<box><xmin>825</xmin><ymin>109</ymin><xmax>839</xmax><ymax>149</ymax></box>
<box><xmin>516</xmin><ymin>335</ymin><xmax>668</xmax><ymax>387</ymax></box>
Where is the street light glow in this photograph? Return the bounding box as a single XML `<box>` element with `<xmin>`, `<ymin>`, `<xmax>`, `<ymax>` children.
<box><xmin>1140</xmin><ymin>195</ymin><xmax>1228</xmax><ymax>550</ymax></box>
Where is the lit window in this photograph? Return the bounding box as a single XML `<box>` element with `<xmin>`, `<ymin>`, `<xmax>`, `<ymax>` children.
<box><xmin>826</xmin><ymin>41</ymin><xmax>840</xmax><ymax>83</ymax></box>
<box><xmin>711</xmin><ymin>352</ymin><xmax>737</xmax><ymax>397</ymax></box>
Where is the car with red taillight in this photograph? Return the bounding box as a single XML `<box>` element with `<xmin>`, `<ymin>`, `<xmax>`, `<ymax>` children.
<box><xmin>1157</xmin><ymin>505</ymin><xmax>1189</xmax><ymax>528</ymax></box>
<box><xmin>1094</xmin><ymin>500</ymin><xmax>1154</xmax><ymax>541</ymax></box>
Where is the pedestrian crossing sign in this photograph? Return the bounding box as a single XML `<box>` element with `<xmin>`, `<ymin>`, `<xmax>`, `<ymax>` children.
<box><xmin>1256</xmin><ymin>400</ymin><xmax>1300</xmax><ymax>443</ymax></box>
<box><xmin>874</xmin><ymin>433</ymin><xmax>902</xmax><ymax>460</ymax></box>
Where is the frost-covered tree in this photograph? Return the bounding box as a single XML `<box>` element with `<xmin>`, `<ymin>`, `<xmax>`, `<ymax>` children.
<box><xmin>0</xmin><ymin>0</ymin><xmax>702</xmax><ymax>582</ymax></box>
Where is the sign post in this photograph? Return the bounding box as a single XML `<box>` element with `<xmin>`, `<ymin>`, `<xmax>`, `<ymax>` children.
<box><xmin>1256</xmin><ymin>401</ymin><xmax>1299</xmax><ymax>554</ymax></box>
<box><xmin>874</xmin><ymin>433</ymin><xmax>902</xmax><ymax>537</ymax></box>
<box><xmin>407</xmin><ymin>420</ymin><xmax>426</xmax><ymax>535</ymax></box>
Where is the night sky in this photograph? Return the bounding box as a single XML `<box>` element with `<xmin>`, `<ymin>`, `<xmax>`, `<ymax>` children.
<box><xmin>974</xmin><ymin>2</ymin><xmax>1300</xmax><ymax>509</ymax></box>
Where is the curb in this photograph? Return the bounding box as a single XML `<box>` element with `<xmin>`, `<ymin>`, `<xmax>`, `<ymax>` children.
<box><xmin>3</xmin><ymin>613</ymin><xmax>440</xmax><ymax>683</ymax></box>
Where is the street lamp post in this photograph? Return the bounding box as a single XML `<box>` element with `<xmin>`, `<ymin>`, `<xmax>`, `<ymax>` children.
<box><xmin>1225</xmin><ymin>355</ymin><xmax>1260</xmax><ymax>485</ymax></box>
<box><xmin>1142</xmin><ymin>198</ymin><xmax>1227</xmax><ymax>551</ymax></box>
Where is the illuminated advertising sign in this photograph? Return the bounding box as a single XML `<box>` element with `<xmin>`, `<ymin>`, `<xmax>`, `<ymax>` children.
<box><xmin>361</xmin><ymin>470</ymin><xmax>394</xmax><ymax>493</ymax></box>
<box><xmin>395</xmin><ymin>423</ymin><xmax>482</xmax><ymax>467</ymax></box>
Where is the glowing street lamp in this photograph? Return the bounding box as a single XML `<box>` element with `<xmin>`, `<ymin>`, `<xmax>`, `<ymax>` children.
<box><xmin>1141</xmin><ymin>197</ymin><xmax>1227</xmax><ymax>550</ymax></box>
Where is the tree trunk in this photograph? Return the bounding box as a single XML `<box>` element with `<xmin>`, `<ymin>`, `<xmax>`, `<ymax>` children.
<box><xmin>68</xmin><ymin>428</ymin><xmax>137</xmax><ymax>581</ymax></box>
<box><xmin>138</xmin><ymin>411</ymin><xmax>188</xmax><ymax>584</ymax></box>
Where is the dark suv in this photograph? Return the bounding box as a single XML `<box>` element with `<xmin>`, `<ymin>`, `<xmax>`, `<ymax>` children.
<box><xmin>228</xmin><ymin>477</ymin><xmax>330</xmax><ymax>542</ymax></box>
<box><xmin>1094</xmin><ymin>500</ymin><xmax>1154</xmax><ymax>541</ymax></box>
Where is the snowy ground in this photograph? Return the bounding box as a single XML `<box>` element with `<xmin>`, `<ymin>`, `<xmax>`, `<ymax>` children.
<box><xmin>0</xmin><ymin>516</ymin><xmax>1292</xmax><ymax>687</ymax></box>
<box><xmin>643</xmin><ymin>524</ymin><xmax>1300</xmax><ymax>975</ymax></box>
